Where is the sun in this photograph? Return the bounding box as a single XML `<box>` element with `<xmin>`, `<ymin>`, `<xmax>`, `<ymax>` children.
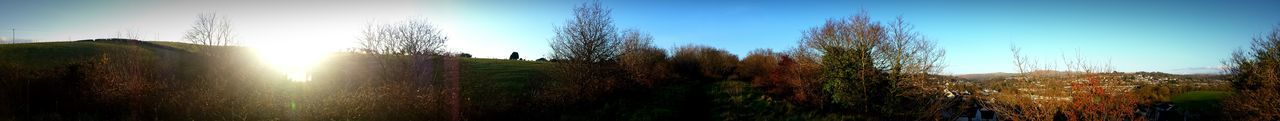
<box><xmin>252</xmin><ymin>42</ymin><xmax>332</xmax><ymax>82</ymax></box>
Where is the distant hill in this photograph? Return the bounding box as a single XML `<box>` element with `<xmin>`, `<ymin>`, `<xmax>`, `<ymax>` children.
<box><xmin>956</xmin><ymin>72</ymin><xmax>1016</xmax><ymax>81</ymax></box>
<box><xmin>1</xmin><ymin>38</ymin><xmax>35</xmax><ymax>44</ymax></box>
<box><xmin>956</xmin><ymin>70</ymin><xmax>1228</xmax><ymax>87</ymax></box>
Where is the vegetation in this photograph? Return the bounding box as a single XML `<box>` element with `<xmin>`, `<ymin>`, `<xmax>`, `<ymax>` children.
<box><xmin>1</xmin><ymin>1</ymin><xmax>1271</xmax><ymax>120</ymax></box>
<box><xmin>549</xmin><ymin>0</ymin><xmax>620</xmax><ymax>64</ymax></box>
<box><xmin>1222</xmin><ymin>24</ymin><xmax>1280</xmax><ymax>120</ymax></box>
<box><xmin>183</xmin><ymin>13</ymin><xmax>236</xmax><ymax>49</ymax></box>
<box><xmin>618</xmin><ymin>29</ymin><xmax>669</xmax><ymax>87</ymax></box>
<box><xmin>800</xmin><ymin>12</ymin><xmax>949</xmax><ymax>120</ymax></box>
<box><xmin>358</xmin><ymin>19</ymin><xmax>448</xmax><ymax>55</ymax></box>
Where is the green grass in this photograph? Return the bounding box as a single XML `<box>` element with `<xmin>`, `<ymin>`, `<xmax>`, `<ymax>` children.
<box><xmin>1172</xmin><ymin>91</ymin><xmax>1231</xmax><ymax>112</ymax></box>
<box><xmin>0</xmin><ymin>41</ymin><xmax>160</xmax><ymax>69</ymax></box>
<box><xmin>458</xmin><ymin>58</ymin><xmax>556</xmax><ymax>113</ymax></box>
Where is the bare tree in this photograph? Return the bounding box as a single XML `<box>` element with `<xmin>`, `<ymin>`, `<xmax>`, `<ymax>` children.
<box><xmin>184</xmin><ymin>13</ymin><xmax>235</xmax><ymax>47</ymax></box>
<box><xmin>540</xmin><ymin>0</ymin><xmax>627</xmax><ymax>103</ymax></box>
<box><xmin>359</xmin><ymin>19</ymin><xmax>448</xmax><ymax>55</ymax></box>
<box><xmin>549</xmin><ymin>0</ymin><xmax>620</xmax><ymax>64</ymax></box>
<box><xmin>799</xmin><ymin>11</ymin><xmax>947</xmax><ymax>119</ymax></box>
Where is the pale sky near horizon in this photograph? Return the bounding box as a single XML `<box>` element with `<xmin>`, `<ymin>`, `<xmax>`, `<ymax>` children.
<box><xmin>2</xmin><ymin>0</ymin><xmax>1278</xmax><ymax>74</ymax></box>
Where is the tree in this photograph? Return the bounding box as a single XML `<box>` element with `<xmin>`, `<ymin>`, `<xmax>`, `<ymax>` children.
<box><xmin>800</xmin><ymin>11</ymin><xmax>946</xmax><ymax>120</ymax></box>
<box><xmin>541</xmin><ymin>0</ymin><xmax>627</xmax><ymax>103</ymax></box>
<box><xmin>549</xmin><ymin>0</ymin><xmax>620</xmax><ymax>64</ymax></box>
<box><xmin>1222</xmin><ymin>24</ymin><xmax>1280</xmax><ymax>120</ymax></box>
<box><xmin>358</xmin><ymin>19</ymin><xmax>448</xmax><ymax>55</ymax></box>
<box><xmin>184</xmin><ymin>13</ymin><xmax>235</xmax><ymax>47</ymax></box>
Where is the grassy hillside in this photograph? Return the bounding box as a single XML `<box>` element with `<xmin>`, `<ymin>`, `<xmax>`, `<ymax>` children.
<box><xmin>0</xmin><ymin>41</ymin><xmax>152</xmax><ymax>68</ymax></box>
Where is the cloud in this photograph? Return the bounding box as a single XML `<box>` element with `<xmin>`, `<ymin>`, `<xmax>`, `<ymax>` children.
<box><xmin>1169</xmin><ymin>66</ymin><xmax>1228</xmax><ymax>74</ymax></box>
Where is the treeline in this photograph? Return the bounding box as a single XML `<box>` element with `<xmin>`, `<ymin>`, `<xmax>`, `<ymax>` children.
<box><xmin>538</xmin><ymin>1</ymin><xmax>951</xmax><ymax>120</ymax></box>
<box><xmin>534</xmin><ymin>1</ymin><xmax>1280</xmax><ymax>120</ymax></box>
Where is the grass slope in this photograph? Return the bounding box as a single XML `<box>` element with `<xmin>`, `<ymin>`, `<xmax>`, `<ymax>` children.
<box><xmin>0</xmin><ymin>41</ymin><xmax>152</xmax><ymax>68</ymax></box>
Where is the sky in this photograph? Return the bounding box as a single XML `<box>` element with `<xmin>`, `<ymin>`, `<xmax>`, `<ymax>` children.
<box><xmin>2</xmin><ymin>0</ymin><xmax>1278</xmax><ymax>74</ymax></box>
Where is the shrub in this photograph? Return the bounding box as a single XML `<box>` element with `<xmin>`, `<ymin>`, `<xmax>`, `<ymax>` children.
<box><xmin>671</xmin><ymin>45</ymin><xmax>738</xmax><ymax>81</ymax></box>
<box><xmin>618</xmin><ymin>30</ymin><xmax>670</xmax><ymax>87</ymax></box>
<box><xmin>737</xmin><ymin>49</ymin><xmax>783</xmax><ymax>92</ymax></box>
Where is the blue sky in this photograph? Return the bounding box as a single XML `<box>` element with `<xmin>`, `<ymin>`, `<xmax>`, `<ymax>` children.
<box><xmin>2</xmin><ymin>0</ymin><xmax>1278</xmax><ymax>74</ymax></box>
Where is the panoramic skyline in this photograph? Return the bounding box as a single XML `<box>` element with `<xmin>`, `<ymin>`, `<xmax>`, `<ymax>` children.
<box><xmin>3</xmin><ymin>0</ymin><xmax>1279</xmax><ymax>74</ymax></box>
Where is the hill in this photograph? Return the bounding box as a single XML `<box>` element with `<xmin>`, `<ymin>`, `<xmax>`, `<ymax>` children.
<box><xmin>1</xmin><ymin>40</ymin><xmax>670</xmax><ymax>120</ymax></box>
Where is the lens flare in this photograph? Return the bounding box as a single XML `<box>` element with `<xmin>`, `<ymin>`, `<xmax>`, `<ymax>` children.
<box><xmin>252</xmin><ymin>42</ymin><xmax>331</xmax><ymax>82</ymax></box>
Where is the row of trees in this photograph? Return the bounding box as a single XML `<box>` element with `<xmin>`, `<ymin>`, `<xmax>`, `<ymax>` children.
<box><xmin>546</xmin><ymin>1</ymin><xmax>952</xmax><ymax>120</ymax></box>
<box><xmin>540</xmin><ymin>1</ymin><xmax>1277</xmax><ymax>120</ymax></box>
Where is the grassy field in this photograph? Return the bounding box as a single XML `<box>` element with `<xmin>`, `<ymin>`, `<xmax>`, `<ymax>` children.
<box><xmin>0</xmin><ymin>41</ymin><xmax>152</xmax><ymax>68</ymax></box>
<box><xmin>1172</xmin><ymin>91</ymin><xmax>1231</xmax><ymax>111</ymax></box>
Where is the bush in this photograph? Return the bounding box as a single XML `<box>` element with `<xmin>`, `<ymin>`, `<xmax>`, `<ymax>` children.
<box><xmin>671</xmin><ymin>45</ymin><xmax>738</xmax><ymax>81</ymax></box>
<box><xmin>737</xmin><ymin>49</ymin><xmax>783</xmax><ymax>92</ymax></box>
<box><xmin>618</xmin><ymin>30</ymin><xmax>670</xmax><ymax>87</ymax></box>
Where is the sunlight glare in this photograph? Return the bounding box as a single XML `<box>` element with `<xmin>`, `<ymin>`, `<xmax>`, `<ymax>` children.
<box><xmin>252</xmin><ymin>42</ymin><xmax>332</xmax><ymax>82</ymax></box>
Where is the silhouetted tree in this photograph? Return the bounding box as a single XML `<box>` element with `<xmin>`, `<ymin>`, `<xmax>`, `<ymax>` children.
<box><xmin>183</xmin><ymin>13</ymin><xmax>235</xmax><ymax>49</ymax></box>
<box><xmin>359</xmin><ymin>19</ymin><xmax>448</xmax><ymax>55</ymax></box>
<box><xmin>536</xmin><ymin>58</ymin><xmax>548</xmax><ymax>62</ymax></box>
